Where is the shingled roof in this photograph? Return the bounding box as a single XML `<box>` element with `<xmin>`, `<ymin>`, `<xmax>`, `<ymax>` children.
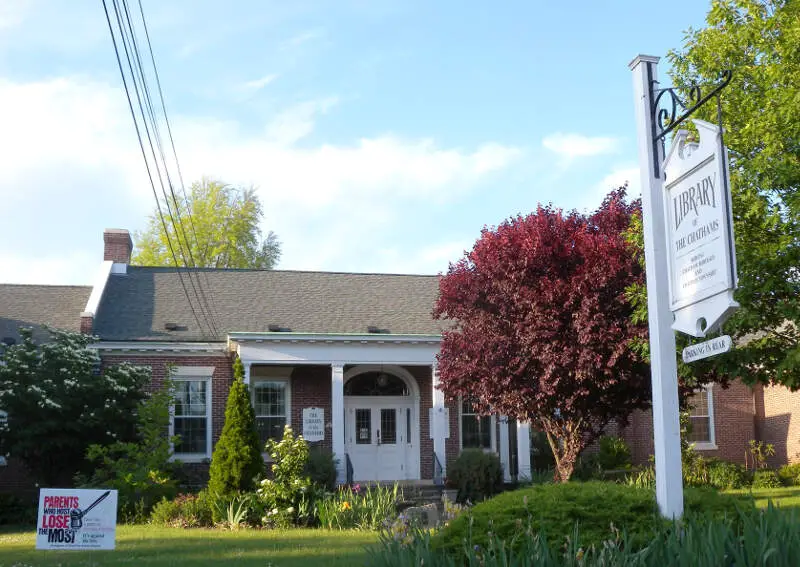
<box><xmin>93</xmin><ymin>267</ymin><xmax>443</xmax><ymax>342</ymax></box>
<box><xmin>0</xmin><ymin>284</ymin><xmax>92</xmax><ymax>344</ymax></box>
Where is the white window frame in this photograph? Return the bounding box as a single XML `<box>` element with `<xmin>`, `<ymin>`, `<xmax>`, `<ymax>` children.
<box><xmin>251</xmin><ymin>376</ymin><xmax>291</xmax><ymax>455</ymax></box>
<box><xmin>688</xmin><ymin>384</ymin><xmax>716</xmax><ymax>451</ymax></box>
<box><xmin>458</xmin><ymin>396</ymin><xmax>496</xmax><ymax>452</ymax></box>
<box><xmin>170</xmin><ymin>366</ymin><xmax>214</xmax><ymax>463</ymax></box>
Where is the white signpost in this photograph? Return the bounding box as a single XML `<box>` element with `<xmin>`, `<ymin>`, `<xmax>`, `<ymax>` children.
<box><xmin>302</xmin><ymin>407</ymin><xmax>325</xmax><ymax>442</ymax></box>
<box><xmin>630</xmin><ymin>55</ymin><xmax>737</xmax><ymax>519</ymax></box>
<box><xmin>36</xmin><ymin>488</ymin><xmax>118</xmax><ymax>550</ymax></box>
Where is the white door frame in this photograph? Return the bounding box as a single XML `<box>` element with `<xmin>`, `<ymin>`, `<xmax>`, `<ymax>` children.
<box><xmin>343</xmin><ymin>365</ymin><xmax>421</xmax><ymax>481</ymax></box>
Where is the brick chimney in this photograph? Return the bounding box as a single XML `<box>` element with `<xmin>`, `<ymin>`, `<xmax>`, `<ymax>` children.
<box><xmin>103</xmin><ymin>229</ymin><xmax>133</xmax><ymax>264</ymax></box>
<box><xmin>80</xmin><ymin>312</ymin><xmax>93</xmax><ymax>335</ymax></box>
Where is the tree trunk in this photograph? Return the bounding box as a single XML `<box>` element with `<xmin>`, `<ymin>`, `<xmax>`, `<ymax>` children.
<box><xmin>541</xmin><ymin>418</ymin><xmax>585</xmax><ymax>483</ymax></box>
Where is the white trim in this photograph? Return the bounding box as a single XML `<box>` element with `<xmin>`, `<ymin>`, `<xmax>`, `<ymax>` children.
<box><xmin>691</xmin><ymin>384</ymin><xmax>717</xmax><ymax>451</ymax></box>
<box><xmin>83</xmin><ymin>261</ymin><xmax>114</xmax><ymax>317</ymax></box>
<box><xmin>170</xmin><ymin>371</ymin><xmax>213</xmax><ymax>462</ymax></box>
<box><xmin>236</xmin><ymin>339</ymin><xmax>439</xmax><ymax>366</ymax></box>
<box><xmin>92</xmin><ymin>342</ymin><xmax>226</xmax><ymax>354</ymax></box>
<box><xmin>230</xmin><ymin>332</ymin><xmax>441</xmax><ymax>344</ymax></box>
<box><xmin>343</xmin><ymin>365</ymin><xmax>421</xmax><ymax>400</ymax></box>
<box><xmin>172</xmin><ymin>366</ymin><xmax>215</xmax><ymax>378</ymax></box>
<box><xmin>331</xmin><ymin>363</ymin><xmax>345</xmax><ymax>483</ymax></box>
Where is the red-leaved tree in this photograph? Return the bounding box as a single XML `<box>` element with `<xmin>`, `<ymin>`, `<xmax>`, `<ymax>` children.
<box><xmin>434</xmin><ymin>189</ymin><xmax>650</xmax><ymax>482</ymax></box>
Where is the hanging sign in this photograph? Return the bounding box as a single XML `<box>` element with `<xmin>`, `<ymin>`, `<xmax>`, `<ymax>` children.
<box><xmin>36</xmin><ymin>488</ymin><xmax>118</xmax><ymax>550</ymax></box>
<box><xmin>302</xmin><ymin>407</ymin><xmax>325</xmax><ymax>442</ymax></box>
<box><xmin>663</xmin><ymin>119</ymin><xmax>738</xmax><ymax>338</ymax></box>
<box><xmin>682</xmin><ymin>335</ymin><xmax>733</xmax><ymax>363</ymax></box>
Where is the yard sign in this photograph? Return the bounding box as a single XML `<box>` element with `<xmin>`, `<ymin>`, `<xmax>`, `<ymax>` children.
<box><xmin>36</xmin><ymin>488</ymin><xmax>118</xmax><ymax>550</ymax></box>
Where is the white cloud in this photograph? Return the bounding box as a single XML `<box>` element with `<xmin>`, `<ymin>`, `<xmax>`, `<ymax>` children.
<box><xmin>280</xmin><ymin>29</ymin><xmax>325</xmax><ymax>51</ymax></box>
<box><xmin>0</xmin><ymin>76</ymin><xmax>523</xmax><ymax>284</ymax></box>
<box><xmin>263</xmin><ymin>97</ymin><xmax>339</xmax><ymax>146</ymax></box>
<box><xmin>579</xmin><ymin>164</ymin><xmax>642</xmax><ymax>212</ymax></box>
<box><xmin>237</xmin><ymin>73</ymin><xmax>279</xmax><ymax>93</ymax></box>
<box><xmin>542</xmin><ymin>133</ymin><xmax>619</xmax><ymax>161</ymax></box>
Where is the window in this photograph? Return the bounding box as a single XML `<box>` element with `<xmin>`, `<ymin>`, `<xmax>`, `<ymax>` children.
<box><xmin>253</xmin><ymin>380</ymin><xmax>289</xmax><ymax>446</ymax></box>
<box><xmin>687</xmin><ymin>385</ymin><xmax>715</xmax><ymax>449</ymax></box>
<box><xmin>170</xmin><ymin>367</ymin><xmax>213</xmax><ymax>461</ymax></box>
<box><xmin>461</xmin><ymin>398</ymin><xmax>493</xmax><ymax>450</ymax></box>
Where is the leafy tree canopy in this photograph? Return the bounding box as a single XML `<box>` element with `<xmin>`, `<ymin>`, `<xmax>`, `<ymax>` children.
<box><xmin>0</xmin><ymin>328</ymin><xmax>151</xmax><ymax>486</ymax></box>
<box><xmin>434</xmin><ymin>189</ymin><xmax>650</xmax><ymax>482</ymax></box>
<box><xmin>133</xmin><ymin>178</ymin><xmax>281</xmax><ymax>269</ymax></box>
<box><xmin>638</xmin><ymin>0</ymin><xmax>800</xmax><ymax>388</ymax></box>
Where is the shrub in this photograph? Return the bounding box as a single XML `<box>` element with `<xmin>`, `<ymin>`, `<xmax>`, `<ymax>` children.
<box><xmin>369</xmin><ymin>504</ymin><xmax>800</xmax><ymax>567</ymax></box>
<box><xmin>0</xmin><ymin>493</ymin><xmax>37</xmax><ymax>526</ymax></box>
<box><xmin>706</xmin><ymin>459</ymin><xmax>751</xmax><ymax>489</ymax></box>
<box><xmin>304</xmin><ymin>447</ymin><xmax>338</xmax><ymax>491</ymax></box>
<box><xmin>447</xmin><ymin>449</ymin><xmax>502</xmax><ymax>503</ymax></box>
<box><xmin>256</xmin><ymin>425</ymin><xmax>320</xmax><ymax>527</ymax></box>
<box><xmin>434</xmin><ymin>481</ymin><xmax>754</xmax><ymax>553</ymax></box>
<box><xmin>150</xmin><ymin>491</ymin><xmax>214</xmax><ymax>528</ymax></box>
<box><xmin>317</xmin><ymin>484</ymin><xmax>400</xmax><ymax>530</ymax></box>
<box><xmin>752</xmin><ymin>469</ymin><xmax>782</xmax><ymax>489</ymax></box>
<box><xmin>778</xmin><ymin>462</ymin><xmax>800</xmax><ymax>486</ymax></box>
<box><xmin>208</xmin><ymin>358</ymin><xmax>264</xmax><ymax>497</ymax></box>
<box><xmin>78</xmin><ymin>378</ymin><xmax>178</xmax><ymax>522</ymax></box>
<box><xmin>596</xmin><ymin>436</ymin><xmax>632</xmax><ymax>471</ymax></box>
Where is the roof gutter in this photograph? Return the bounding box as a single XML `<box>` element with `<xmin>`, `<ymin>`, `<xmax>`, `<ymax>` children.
<box><xmin>227</xmin><ymin>331</ymin><xmax>442</xmax><ymax>346</ymax></box>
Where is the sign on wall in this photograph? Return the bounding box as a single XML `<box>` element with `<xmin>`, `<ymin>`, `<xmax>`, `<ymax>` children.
<box><xmin>663</xmin><ymin>119</ymin><xmax>738</xmax><ymax>338</ymax></box>
<box><xmin>36</xmin><ymin>488</ymin><xmax>118</xmax><ymax>550</ymax></box>
<box><xmin>302</xmin><ymin>407</ymin><xmax>325</xmax><ymax>442</ymax></box>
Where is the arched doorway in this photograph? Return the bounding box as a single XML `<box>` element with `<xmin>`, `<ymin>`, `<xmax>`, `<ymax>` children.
<box><xmin>344</xmin><ymin>365</ymin><xmax>420</xmax><ymax>481</ymax></box>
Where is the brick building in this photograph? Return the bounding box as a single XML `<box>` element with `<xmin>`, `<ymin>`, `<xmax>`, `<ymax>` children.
<box><xmin>3</xmin><ymin>228</ymin><xmax>800</xmax><ymax>493</ymax></box>
<box><xmin>1</xmin><ymin>229</ymin><xmax>532</xmax><ymax>490</ymax></box>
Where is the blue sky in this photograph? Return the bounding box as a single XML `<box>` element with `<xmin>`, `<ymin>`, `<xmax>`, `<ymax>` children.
<box><xmin>0</xmin><ymin>0</ymin><xmax>712</xmax><ymax>284</ymax></box>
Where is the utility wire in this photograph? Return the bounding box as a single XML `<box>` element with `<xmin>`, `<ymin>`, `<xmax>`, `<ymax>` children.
<box><xmin>102</xmin><ymin>0</ymin><xmax>214</xmax><ymax>338</ymax></box>
<box><xmin>134</xmin><ymin>0</ymin><xmax>223</xmax><ymax>332</ymax></box>
<box><xmin>116</xmin><ymin>0</ymin><xmax>220</xmax><ymax>336</ymax></box>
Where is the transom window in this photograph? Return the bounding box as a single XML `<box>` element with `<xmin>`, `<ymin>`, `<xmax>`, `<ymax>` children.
<box><xmin>461</xmin><ymin>398</ymin><xmax>492</xmax><ymax>450</ymax></box>
<box><xmin>173</xmin><ymin>380</ymin><xmax>209</xmax><ymax>456</ymax></box>
<box><xmin>687</xmin><ymin>385</ymin><xmax>715</xmax><ymax>448</ymax></box>
<box><xmin>344</xmin><ymin>372</ymin><xmax>409</xmax><ymax>396</ymax></box>
<box><xmin>253</xmin><ymin>380</ymin><xmax>289</xmax><ymax>446</ymax></box>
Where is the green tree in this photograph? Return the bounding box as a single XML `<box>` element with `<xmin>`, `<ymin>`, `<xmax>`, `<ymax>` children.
<box><xmin>133</xmin><ymin>177</ymin><xmax>281</xmax><ymax>269</ymax></box>
<box><xmin>657</xmin><ymin>0</ymin><xmax>800</xmax><ymax>389</ymax></box>
<box><xmin>0</xmin><ymin>328</ymin><xmax>150</xmax><ymax>486</ymax></box>
<box><xmin>207</xmin><ymin>357</ymin><xmax>264</xmax><ymax>496</ymax></box>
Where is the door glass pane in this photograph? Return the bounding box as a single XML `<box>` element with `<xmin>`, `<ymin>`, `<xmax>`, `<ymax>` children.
<box><xmin>356</xmin><ymin>409</ymin><xmax>371</xmax><ymax>444</ymax></box>
<box><xmin>406</xmin><ymin>408</ymin><xmax>411</xmax><ymax>445</ymax></box>
<box><xmin>381</xmin><ymin>409</ymin><xmax>397</xmax><ymax>445</ymax></box>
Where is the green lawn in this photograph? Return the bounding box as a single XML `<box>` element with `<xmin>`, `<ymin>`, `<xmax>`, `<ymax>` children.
<box><xmin>727</xmin><ymin>485</ymin><xmax>800</xmax><ymax>510</ymax></box>
<box><xmin>0</xmin><ymin>525</ymin><xmax>377</xmax><ymax>567</ymax></box>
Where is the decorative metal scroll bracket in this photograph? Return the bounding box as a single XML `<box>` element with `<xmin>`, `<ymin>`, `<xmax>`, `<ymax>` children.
<box><xmin>648</xmin><ymin>69</ymin><xmax>732</xmax><ymax>177</ymax></box>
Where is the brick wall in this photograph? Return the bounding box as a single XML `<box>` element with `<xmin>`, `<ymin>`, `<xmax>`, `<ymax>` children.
<box><xmin>622</xmin><ymin>380</ymin><xmax>756</xmax><ymax>466</ymax></box>
<box><xmin>102</xmin><ymin>353</ymin><xmax>234</xmax><ymax>447</ymax></box>
<box><xmin>290</xmin><ymin>365</ymin><xmax>333</xmax><ymax>453</ymax></box>
<box><xmin>757</xmin><ymin>383</ymin><xmax>800</xmax><ymax>467</ymax></box>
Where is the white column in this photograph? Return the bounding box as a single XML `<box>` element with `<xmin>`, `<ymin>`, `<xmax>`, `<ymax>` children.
<box><xmin>331</xmin><ymin>362</ymin><xmax>346</xmax><ymax>484</ymax></box>
<box><xmin>499</xmin><ymin>416</ymin><xmax>511</xmax><ymax>482</ymax></box>
<box><xmin>630</xmin><ymin>54</ymin><xmax>684</xmax><ymax>519</ymax></box>
<box><xmin>516</xmin><ymin>421</ymin><xmax>531</xmax><ymax>481</ymax></box>
<box><xmin>432</xmin><ymin>363</ymin><xmax>447</xmax><ymax>479</ymax></box>
<box><xmin>242</xmin><ymin>361</ymin><xmax>252</xmax><ymax>385</ymax></box>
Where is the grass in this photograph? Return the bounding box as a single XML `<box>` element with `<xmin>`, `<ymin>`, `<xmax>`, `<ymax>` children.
<box><xmin>0</xmin><ymin>525</ymin><xmax>377</xmax><ymax>567</ymax></box>
<box><xmin>727</xmin><ymin>485</ymin><xmax>800</xmax><ymax>510</ymax></box>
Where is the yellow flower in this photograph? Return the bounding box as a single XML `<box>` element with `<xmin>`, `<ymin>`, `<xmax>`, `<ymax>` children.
<box><xmin>341</xmin><ymin>501</ymin><xmax>351</xmax><ymax>511</ymax></box>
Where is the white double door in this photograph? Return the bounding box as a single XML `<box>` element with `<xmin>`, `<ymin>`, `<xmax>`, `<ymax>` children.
<box><xmin>344</xmin><ymin>397</ymin><xmax>417</xmax><ymax>481</ymax></box>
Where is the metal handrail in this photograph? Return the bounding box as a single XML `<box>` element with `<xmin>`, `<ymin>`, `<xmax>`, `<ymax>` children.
<box><xmin>433</xmin><ymin>451</ymin><xmax>444</xmax><ymax>486</ymax></box>
<box><xmin>345</xmin><ymin>453</ymin><xmax>354</xmax><ymax>485</ymax></box>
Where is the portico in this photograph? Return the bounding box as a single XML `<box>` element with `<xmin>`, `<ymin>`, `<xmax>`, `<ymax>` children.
<box><xmin>231</xmin><ymin>332</ymin><xmax>531</xmax><ymax>484</ymax></box>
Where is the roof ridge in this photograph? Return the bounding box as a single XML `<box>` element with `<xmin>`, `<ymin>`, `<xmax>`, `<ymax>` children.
<box><xmin>127</xmin><ymin>266</ymin><xmax>441</xmax><ymax>278</ymax></box>
<box><xmin>0</xmin><ymin>283</ymin><xmax>92</xmax><ymax>290</ymax></box>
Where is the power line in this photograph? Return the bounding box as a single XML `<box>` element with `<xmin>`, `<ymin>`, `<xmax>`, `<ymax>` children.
<box><xmin>115</xmin><ymin>0</ymin><xmax>220</xmax><ymax>336</ymax></box>
<box><xmin>102</xmin><ymin>0</ymin><xmax>215</xmax><ymax>339</ymax></box>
